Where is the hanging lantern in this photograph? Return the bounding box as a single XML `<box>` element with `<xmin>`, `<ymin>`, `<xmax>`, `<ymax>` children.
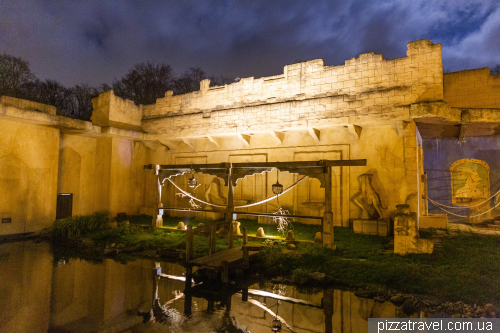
<box><xmin>272</xmin><ymin>168</ymin><xmax>283</xmax><ymax>195</ymax></box>
<box><xmin>187</xmin><ymin>168</ymin><xmax>198</xmax><ymax>188</ymax></box>
<box><xmin>271</xmin><ymin>317</ymin><xmax>282</xmax><ymax>332</ymax></box>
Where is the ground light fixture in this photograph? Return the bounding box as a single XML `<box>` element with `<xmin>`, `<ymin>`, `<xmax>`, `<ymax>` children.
<box><xmin>187</xmin><ymin>167</ymin><xmax>198</xmax><ymax>188</ymax></box>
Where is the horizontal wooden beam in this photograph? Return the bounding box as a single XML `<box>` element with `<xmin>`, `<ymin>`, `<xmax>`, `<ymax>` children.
<box><xmin>145</xmin><ymin>159</ymin><xmax>366</xmax><ymax>170</ymax></box>
<box><xmin>232</xmin><ymin>211</ymin><xmax>323</xmax><ymax>220</ymax></box>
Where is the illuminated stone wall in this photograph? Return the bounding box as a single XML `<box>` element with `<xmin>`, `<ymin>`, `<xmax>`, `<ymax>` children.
<box><xmin>0</xmin><ymin>118</ymin><xmax>59</xmax><ymax>235</ymax></box>
<box><xmin>5</xmin><ymin>38</ymin><xmax>500</xmax><ymax>235</ymax></box>
<box><xmin>142</xmin><ymin>39</ymin><xmax>443</xmax><ymax>137</ymax></box>
<box><xmin>444</xmin><ymin>68</ymin><xmax>500</xmax><ymax>108</ymax></box>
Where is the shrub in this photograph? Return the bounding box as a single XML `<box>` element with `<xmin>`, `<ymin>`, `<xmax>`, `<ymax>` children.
<box><xmin>51</xmin><ymin>212</ymin><xmax>109</xmax><ymax>240</ymax></box>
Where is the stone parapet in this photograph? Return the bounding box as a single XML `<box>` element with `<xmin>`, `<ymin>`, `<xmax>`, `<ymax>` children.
<box><xmin>91</xmin><ymin>90</ymin><xmax>143</xmax><ymax>131</ymax></box>
<box><xmin>445</xmin><ymin>68</ymin><xmax>500</xmax><ymax>109</ymax></box>
<box><xmin>141</xmin><ymin>39</ymin><xmax>443</xmax><ymax>137</ymax></box>
<box><xmin>0</xmin><ymin>95</ymin><xmax>57</xmax><ymax>115</ymax></box>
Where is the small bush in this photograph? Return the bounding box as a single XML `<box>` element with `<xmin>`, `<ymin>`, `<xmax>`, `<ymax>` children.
<box><xmin>51</xmin><ymin>212</ymin><xmax>109</xmax><ymax>240</ymax></box>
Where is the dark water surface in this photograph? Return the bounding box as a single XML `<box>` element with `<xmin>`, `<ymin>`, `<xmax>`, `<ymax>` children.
<box><xmin>0</xmin><ymin>241</ymin><xmax>410</xmax><ymax>333</ymax></box>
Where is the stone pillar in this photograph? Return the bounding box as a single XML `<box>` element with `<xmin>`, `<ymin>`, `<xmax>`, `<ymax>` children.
<box><xmin>323</xmin><ymin>166</ymin><xmax>336</xmax><ymax>249</ymax></box>
<box><xmin>403</xmin><ymin>121</ymin><xmax>420</xmax><ymax>228</ymax></box>
<box><xmin>394</xmin><ymin>204</ymin><xmax>433</xmax><ymax>255</ymax></box>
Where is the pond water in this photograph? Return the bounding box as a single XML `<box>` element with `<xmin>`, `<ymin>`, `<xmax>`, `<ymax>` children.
<box><xmin>0</xmin><ymin>241</ymin><xmax>414</xmax><ymax>333</ymax></box>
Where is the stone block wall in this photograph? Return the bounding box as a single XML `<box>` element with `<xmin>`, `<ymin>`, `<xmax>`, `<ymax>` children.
<box><xmin>58</xmin><ymin>134</ymin><xmax>97</xmax><ymax>216</ymax></box>
<box><xmin>91</xmin><ymin>90</ymin><xmax>143</xmax><ymax>131</ymax></box>
<box><xmin>142</xmin><ymin>39</ymin><xmax>443</xmax><ymax>137</ymax></box>
<box><xmin>0</xmin><ymin>119</ymin><xmax>60</xmax><ymax>235</ymax></box>
<box><xmin>0</xmin><ymin>95</ymin><xmax>56</xmax><ymax>115</ymax></box>
<box><xmin>444</xmin><ymin>68</ymin><xmax>500</xmax><ymax>108</ymax></box>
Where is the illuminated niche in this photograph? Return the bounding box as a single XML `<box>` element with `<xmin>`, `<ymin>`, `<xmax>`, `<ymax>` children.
<box><xmin>450</xmin><ymin>159</ymin><xmax>490</xmax><ymax>206</ymax></box>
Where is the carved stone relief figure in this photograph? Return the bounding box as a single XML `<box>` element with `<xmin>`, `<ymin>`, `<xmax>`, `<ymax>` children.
<box><xmin>205</xmin><ymin>178</ymin><xmax>226</xmax><ymax>206</ymax></box>
<box><xmin>353</xmin><ymin>174</ymin><xmax>385</xmax><ymax>219</ymax></box>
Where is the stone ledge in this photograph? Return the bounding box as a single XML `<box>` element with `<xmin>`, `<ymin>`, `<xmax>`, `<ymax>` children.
<box><xmin>419</xmin><ymin>214</ymin><xmax>448</xmax><ymax>229</ymax></box>
<box><xmin>353</xmin><ymin>219</ymin><xmax>391</xmax><ymax>236</ymax></box>
<box><xmin>0</xmin><ymin>95</ymin><xmax>56</xmax><ymax>115</ymax></box>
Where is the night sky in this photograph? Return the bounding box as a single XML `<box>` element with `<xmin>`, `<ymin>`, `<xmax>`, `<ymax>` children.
<box><xmin>1</xmin><ymin>0</ymin><xmax>499</xmax><ymax>87</ymax></box>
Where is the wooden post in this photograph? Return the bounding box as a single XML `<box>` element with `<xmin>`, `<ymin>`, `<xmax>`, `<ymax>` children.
<box><xmin>186</xmin><ymin>225</ymin><xmax>193</xmax><ymax>262</ymax></box>
<box><xmin>229</xmin><ymin>219</ymin><xmax>234</xmax><ymax>249</ymax></box>
<box><xmin>323</xmin><ymin>166</ymin><xmax>335</xmax><ymax>249</ymax></box>
<box><xmin>221</xmin><ymin>260</ymin><xmax>229</xmax><ymax>283</ymax></box>
<box><xmin>226</xmin><ymin>164</ymin><xmax>234</xmax><ymax>249</ymax></box>
<box><xmin>152</xmin><ymin>262</ymin><xmax>160</xmax><ymax>308</ymax></box>
<box><xmin>242</xmin><ymin>227</ymin><xmax>248</xmax><ymax>245</ymax></box>
<box><xmin>153</xmin><ymin>165</ymin><xmax>163</xmax><ymax>230</ymax></box>
<box><xmin>184</xmin><ymin>265</ymin><xmax>192</xmax><ymax>316</ymax></box>
<box><xmin>323</xmin><ymin>288</ymin><xmax>334</xmax><ymax>333</ymax></box>
<box><xmin>242</xmin><ymin>246</ymin><xmax>249</xmax><ymax>269</ymax></box>
<box><xmin>209</xmin><ymin>221</ymin><xmax>216</xmax><ymax>255</ymax></box>
<box><xmin>207</xmin><ymin>298</ymin><xmax>215</xmax><ymax>312</ymax></box>
<box><xmin>242</xmin><ymin>288</ymin><xmax>249</xmax><ymax>302</ymax></box>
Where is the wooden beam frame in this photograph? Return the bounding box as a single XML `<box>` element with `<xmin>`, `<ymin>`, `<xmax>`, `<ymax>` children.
<box><xmin>144</xmin><ymin>159</ymin><xmax>366</xmax><ymax>171</ymax></box>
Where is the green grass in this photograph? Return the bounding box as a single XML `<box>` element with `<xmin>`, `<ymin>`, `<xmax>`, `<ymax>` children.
<box><xmin>257</xmin><ymin>227</ymin><xmax>500</xmax><ymax>305</ymax></box>
<box><xmin>86</xmin><ymin>222</ymin><xmax>247</xmax><ymax>257</ymax></box>
<box><xmin>161</xmin><ymin>216</ymin><xmax>322</xmax><ymax>240</ymax></box>
<box><xmin>51</xmin><ymin>212</ymin><xmax>109</xmax><ymax>239</ymax></box>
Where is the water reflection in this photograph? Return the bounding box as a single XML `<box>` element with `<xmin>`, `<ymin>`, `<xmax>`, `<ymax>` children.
<box><xmin>0</xmin><ymin>241</ymin><xmax>409</xmax><ymax>333</ymax></box>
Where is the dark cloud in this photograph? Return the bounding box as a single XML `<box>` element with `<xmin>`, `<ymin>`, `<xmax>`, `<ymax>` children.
<box><xmin>0</xmin><ymin>0</ymin><xmax>498</xmax><ymax>87</ymax></box>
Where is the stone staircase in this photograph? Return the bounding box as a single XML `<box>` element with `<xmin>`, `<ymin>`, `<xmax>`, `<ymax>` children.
<box><xmin>478</xmin><ymin>215</ymin><xmax>500</xmax><ymax>230</ymax></box>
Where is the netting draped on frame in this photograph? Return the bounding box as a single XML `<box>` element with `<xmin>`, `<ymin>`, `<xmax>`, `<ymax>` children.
<box><xmin>166</xmin><ymin>175</ymin><xmax>307</xmax><ymax>209</ymax></box>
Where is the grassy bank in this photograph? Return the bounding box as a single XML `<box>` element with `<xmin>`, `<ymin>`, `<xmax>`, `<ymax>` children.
<box><xmin>161</xmin><ymin>216</ymin><xmax>322</xmax><ymax>240</ymax></box>
<box><xmin>257</xmin><ymin>228</ymin><xmax>500</xmax><ymax>305</ymax></box>
<box><xmin>50</xmin><ymin>213</ymin><xmax>500</xmax><ymax>305</ymax></box>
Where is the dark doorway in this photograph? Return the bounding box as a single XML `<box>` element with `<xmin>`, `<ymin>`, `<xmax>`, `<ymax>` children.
<box><xmin>56</xmin><ymin>193</ymin><xmax>73</xmax><ymax>219</ymax></box>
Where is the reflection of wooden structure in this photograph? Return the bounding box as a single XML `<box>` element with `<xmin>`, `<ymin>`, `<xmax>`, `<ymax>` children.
<box><xmin>145</xmin><ymin>159</ymin><xmax>366</xmax><ymax>249</ymax></box>
<box><xmin>152</xmin><ymin>261</ymin><xmax>334</xmax><ymax>332</ymax></box>
<box><xmin>189</xmin><ymin>244</ymin><xmax>263</xmax><ymax>282</ymax></box>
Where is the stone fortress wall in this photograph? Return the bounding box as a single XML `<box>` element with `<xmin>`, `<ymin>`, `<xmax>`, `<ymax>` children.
<box><xmin>444</xmin><ymin>67</ymin><xmax>500</xmax><ymax>108</ymax></box>
<box><xmin>141</xmin><ymin>39</ymin><xmax>443</xmax><ymax>137</ymax></box>
<box><xmin>1</xmin><ymin>38</ymin><xmax>499</xmax><ymax>238</ymax></box>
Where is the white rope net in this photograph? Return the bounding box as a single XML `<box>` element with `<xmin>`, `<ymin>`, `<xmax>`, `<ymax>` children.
<box><xmin>427</xmin><ymin>197</ymin><xmax>500</xmax><ymax>218</ymax></box>
<box><xmin>166</xmin><ymin>175</ymin><xmax>307</xmax><ymax>209</ymax></box>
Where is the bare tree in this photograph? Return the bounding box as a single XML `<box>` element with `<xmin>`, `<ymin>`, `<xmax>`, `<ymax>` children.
<box><xmin>173</xmin><ymin>67</ymin><xmax>207</xmax><ymax>95</ymax></box>
<box><xmin>172</xmin><ymin>68</ymin><xmax>235</xmax><ymax>94</ymax></box>
<box><xmin>34</xmin><ymin>79</ymin><xmax>73</xmax><ymax>116</ymax></box>
<box><xmin>112</xmin><ymin>62</ymin><xmax>174</xmax><ymax>105</ymax></box>
<box><xmin>208</xmin><ymin>74</ymin><xmax>235</xmax><ymax>87</ymax></box>
<box><xmin>491</xmin><ymin>64</ymin><xmax>500</xmax><ymax>75</ymax></box>
<box><xmin>0</xmin><ymin>53</ymin><xmax>36</xmax><ymax>98</ymax></box>
<box><xmin>69</xmin><ymin>84</ymin><xmax>100</xmax><ymax>121</ymax></box>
